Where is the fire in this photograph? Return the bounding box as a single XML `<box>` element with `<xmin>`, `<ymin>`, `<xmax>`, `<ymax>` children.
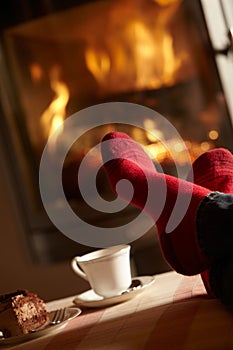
<box><xmin>127</xmin><ymin>21</ymin><xmax>186</xmax><ymax>89</ymax></box>
<box><xmin>40</xmin><ymin>66</ymin><xmax>69</xmax><ymax>143</ymax></box>
<box><xmin>161</xmin><ymin>33</ymin><xmax>184</xmax><ymax>86</ymax></box>
<box><xmin>85</xmin><ymin>48</ymin><xmax>111</xmax><ymax>85</ymax></box>
<box><xmin>141</xmin><ymin>118</ymin><xmax>214</xmax><ymax>166</ymax></box>
<box><xmin>144</xmin><ymin>138</ymin><xmax>213</xmax><ymax>166</ymax></box>
<box><xmin>85</xmin><ymin>0</ymin><xmax>188</xmax><ymax>93</ymax></box>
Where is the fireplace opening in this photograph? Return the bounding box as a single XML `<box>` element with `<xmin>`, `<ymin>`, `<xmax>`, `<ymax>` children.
<box><xmin>0</xmin><ymin>0</ymin><xmax>232</xmax><ymax>272</ymax></box>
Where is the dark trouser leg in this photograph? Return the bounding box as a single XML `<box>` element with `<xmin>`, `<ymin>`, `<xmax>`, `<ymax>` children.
<box><xmin>197</xmin><ymin>192</ymin><xmax>233</xmax><ymax>307</ymax></box>
<box><xmin>197</xmin><ymin>192</ymin><xmax>233</xmax><ymax>261</ymax></box>
<box><xmin>210</xmin><ymin>259</ymin><xmax>233</xmax><ymax>308</ymax></box>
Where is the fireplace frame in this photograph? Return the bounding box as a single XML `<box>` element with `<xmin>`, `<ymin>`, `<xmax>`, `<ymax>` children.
<box><xmin>0</xmin><ymin>0</ymin><xmax>233</xmax><ymax>270</ymax></box>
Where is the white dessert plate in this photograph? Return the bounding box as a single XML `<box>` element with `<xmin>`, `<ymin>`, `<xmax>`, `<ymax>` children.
<box><xmin>73</xmin><ymin>275</ymin><xmax>155</xmax><ymax>308</ymax></box>
<box><xmin>0</xmin><ymin>307</ymin><xmax>81</xmax><ymax>346</ymax></box>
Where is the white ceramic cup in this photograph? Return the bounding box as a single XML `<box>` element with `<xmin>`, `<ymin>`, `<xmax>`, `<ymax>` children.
<box><xmin>71</xmin><ymin>244</ymin><xmax>132</xmax><ymax>298</ymax></box>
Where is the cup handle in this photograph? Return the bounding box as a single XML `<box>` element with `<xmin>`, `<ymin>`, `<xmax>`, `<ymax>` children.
<box><xmin>71</xmin><ymin>257</ymin><xmax>88</xmax><ymax>281</ymax></box>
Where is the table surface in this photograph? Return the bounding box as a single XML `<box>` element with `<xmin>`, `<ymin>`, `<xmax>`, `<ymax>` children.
<box><xmin>4</xmin><ymin>271</ymin><xmax>233</xmax><ymax>350</ymax></box>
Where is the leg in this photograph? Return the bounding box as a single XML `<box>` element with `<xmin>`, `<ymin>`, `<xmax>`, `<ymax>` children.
<box><xmin>190</xmin><ymin>148</ymin><xmax>233</xmax><ymax>297</ymax></box>
<box><xmin>210</xmin><ymin>258</ymin><xmax>233</xmax><ymax>308</ymax></box>
<box><xmin>101</xmin><ymin>132</ymin><xmax>211</xmax><ymax>275</ymax></box>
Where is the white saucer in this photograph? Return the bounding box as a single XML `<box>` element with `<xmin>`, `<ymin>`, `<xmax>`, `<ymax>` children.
<box><xmin>0</xmin><ymin>307</ymin><xmax>81</xmax><ymax>346</ymax></box>
<box><xmin>73</xmin><ymin>275</ymin><xmax>155</xmax><ymax>308</ymax></box>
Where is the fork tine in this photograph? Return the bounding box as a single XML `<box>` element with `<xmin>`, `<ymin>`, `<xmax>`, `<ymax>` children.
<box><xmin>51</xmin><ymin>308</ymin><xmax>66</xmax><ymax>325</ymax></box>
<box><xmin>51</xmin><ymin>308</ymin><xmax>62</xmax><ymax>324</ymax></box>
<box><xmin>59</xmin><ymin>308</ymin><xmax>66</xmax><ymax>324</ymax></box>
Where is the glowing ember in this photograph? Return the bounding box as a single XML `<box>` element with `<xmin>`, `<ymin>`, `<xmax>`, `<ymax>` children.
<box><xmin>153</xmin><ymin>0</ymin><xmax>181</xmax><ymax>6</ymax></box>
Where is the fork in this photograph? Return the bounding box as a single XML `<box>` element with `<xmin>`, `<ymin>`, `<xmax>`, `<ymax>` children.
<box><xmin>50</xmin><ymin>308</ymin><xmax>67</xmax><ymax>325</ymax></box>
<box><xmin>30</xmin><ymin>308</ymin><xmax>67</xmax><ymax>332</ymax></box>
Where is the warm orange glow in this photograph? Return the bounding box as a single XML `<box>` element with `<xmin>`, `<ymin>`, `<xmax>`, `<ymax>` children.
<box><xmin>143</xmin><ymin>136</ymin><xmax>214</xmax><ymax>166</ymax></box>
<box><xmin>162</xmin><ymin>33</ymin><xmax>184</xmax><ymax>86</ymax></box>
<box><xmin>128</xmin><ymin>21</ymin><xmax>160</xmax><ymax>89</ymax></box>
<box><xmin>85</xmin><ymin>1</ymin><xmax>189</xmax><ymax>93</ymax></box>
<box><xmin>30</xmin><ymin>62</ymin><xmax>43</xmax><ymax>83</ymax></box>
<box><xmin>208</xmin><ymin>129</ymin><xmax>219</xmax><ymax>140</ymax></box>
<box><xmin>144</xmin><ymin>143</ymin><xmax>169</xmax><ymax>163</ymax></box>
<box><xmin>145</xmin><ymin>140</ymin><xmax>188</xmax><ymax>164</ymax></box>
<box><xmin>201</xmin><ymin>141</ymin><xmax>211</xmax><ymax>152</ymax></box>
<box><xmin>85</xmin><ymin>48</ymin><xmax>111</xmax><ymax>85</ymax></box>
<box><xmin>40</xmin><ymin>66</ymin><xmax>69</xmax><ymax>143</ymax></box>
<box><xmin>144</xmin><ymin>118</ymin><xmax>164</xmax><ymax>142</ymax></box>
<box><xmin>142</xmin><ymin>115</ymin><xmax>215</xmax><ymax>165</ymax></box>
<box><xmin>153</xmin><ymin>0</ymin><xmax>181</xmax><ymax>6</ymax></box>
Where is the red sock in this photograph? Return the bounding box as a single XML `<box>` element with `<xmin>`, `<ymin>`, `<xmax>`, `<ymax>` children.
<box><xmin>188</xmin><ymin>147</ymin><xmax>233</xmax><ymax>193</ymax></box>
<box><xmin>101</xmin><ymin>132</ymin><xmax>211</xmax><ymax>275</ymax></box>
<box><xmin>189</xmin><ymin>148</ymin><xmax>233</xmax><ymax>296</ymax></box>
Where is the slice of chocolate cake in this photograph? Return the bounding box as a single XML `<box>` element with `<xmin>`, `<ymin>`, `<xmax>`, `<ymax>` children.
<box><xmin>0</xmin><ymin>290</ymin><xmax>49</xmax><ymax>338</ymax></box>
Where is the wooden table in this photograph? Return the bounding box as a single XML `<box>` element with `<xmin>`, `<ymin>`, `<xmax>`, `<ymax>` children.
<box><xmin>5</xmin><ymin>271</ymin><xmax>233</xmax><ymax>350</ymax></box>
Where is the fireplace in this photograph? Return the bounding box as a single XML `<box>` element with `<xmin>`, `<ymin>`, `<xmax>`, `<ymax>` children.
<box><xmin>0</xmin><ymin>0</ymin><xmax>233</xmax><ymax>271</ymax></box>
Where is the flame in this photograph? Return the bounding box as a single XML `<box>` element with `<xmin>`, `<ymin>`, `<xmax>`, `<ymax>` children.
<box><xmin>128</xmin><ymin>21</ymin><xmax>185</xmax><ymax>89</ymax></box>
<box><xmin>85</xmin><ymin>1</ymin><xmax>188</xmax><ymax>93</ymax></box>
<box><xmin>129</xmin><ymin>21</ymin><xmax>160</xmax><ymax>89</ymax></box>
<box><xmin>161</xmin><ymin>33</ymin><xmax>184</xmax><ymax>86</ymax></box>
<box><xmin>40</xmin><ymin>66</ymin><xmax>69</xmax><ymax>143</ymax></box>
<box><xmin>85</xmin><ymin>48</ymin><xmax>111</xmax><ymax>85</ymax></box>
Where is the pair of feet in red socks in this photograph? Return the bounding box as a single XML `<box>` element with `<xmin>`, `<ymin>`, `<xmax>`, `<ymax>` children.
<box><xmin>100</xmin><ymin>131</ymin><xmax>233</xmax><ymax>298</ymax></box>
